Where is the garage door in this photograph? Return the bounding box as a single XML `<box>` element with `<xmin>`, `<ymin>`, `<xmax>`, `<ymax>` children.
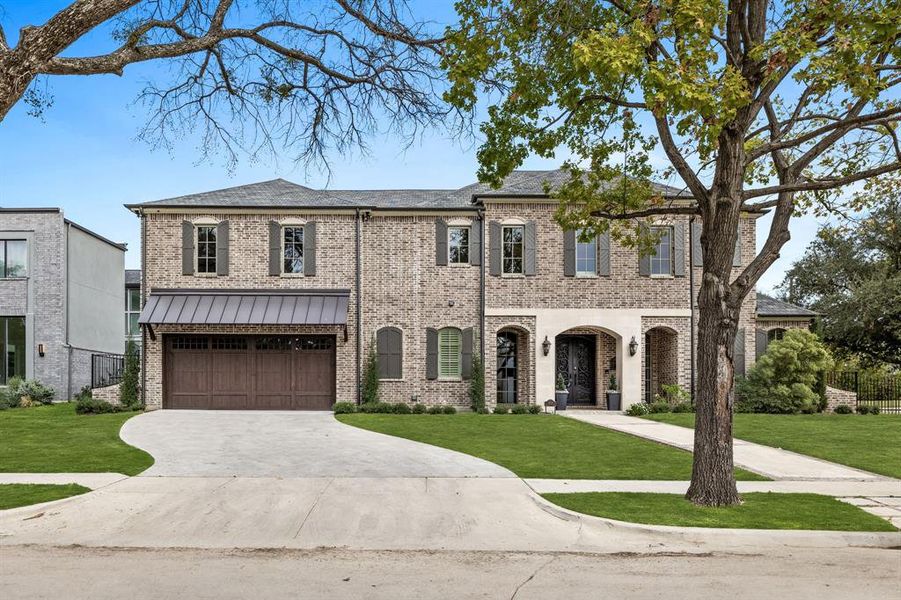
<box><xmin>164</xmin><ymin>335</ymin><xmax>336</xmax><ymax>410</ymax></box>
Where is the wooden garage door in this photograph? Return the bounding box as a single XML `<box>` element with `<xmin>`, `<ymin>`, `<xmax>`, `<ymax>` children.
<box><xmin>165</xmin><ymin>335</ymin><xmax>336</xmax><ymax>410</ymax></box>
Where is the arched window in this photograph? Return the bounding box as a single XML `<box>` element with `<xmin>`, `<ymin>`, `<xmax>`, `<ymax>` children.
<box><xmin>438</xmin><ymin>327</ymin><xmax>462</xmax><ymax>380</ymax></box>
<box><xmin>376</xmin><ymin>327</ymin><xmax>403</xmax><ymax>380</ymax></box>
<box><xmin>767</xmin><ymin>328</ymin><xmax>787</xmax><ymax>343</ymax></box>
<box><xmin>497</xmin><ymin>331</ymin><xmax>518</xmax><ymax>404</ymax></box>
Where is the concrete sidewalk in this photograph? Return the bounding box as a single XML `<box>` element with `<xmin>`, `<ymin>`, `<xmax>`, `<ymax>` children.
<box><xmin>563</xmin><ymin>411</ymin><xmax>889</xmax><ymax>481</ymax></box>
<box><xmin>0</xmin><ymin>473</ymin><xmax>128</xmax><ymax>489</ymax></box>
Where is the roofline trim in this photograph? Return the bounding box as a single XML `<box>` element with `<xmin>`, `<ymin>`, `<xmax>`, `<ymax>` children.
<box><xmin>0</xmin><ymin>207</ymin><xmax>62</xmax><ymax>214</ymax></box>
<box><xmin>64</xmin><ymin>219</ymin><xmax>128</xmax><ymax>251</ymax></box>
<box><xmin>148</xmin><ymin>288</ymin><xmax>351</xmax><ymax>296</ymax></box>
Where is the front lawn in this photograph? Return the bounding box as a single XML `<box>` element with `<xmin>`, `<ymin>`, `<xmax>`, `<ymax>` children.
<box><xmin>0</xmin><ymin>404</ymin><xmax>153</xmax><ymax>475</ymax></box>
<box><xmin>543</xmin><ymin>492</ymin><xmax>897</xmax><ymax>531</ymax></box>
<box><xmin>0</xmin><ymin>483</ymin><xmax>90</xmax><ymax>510</ymax></box>
<box><xmin>643</xmin><ymin>413</ymin><xmax>901</xmax><ymax>479</ymax></box>
<box><xmin>337</xmin><ymin>414</ymin><xmax>765</xmax><ymax>480</ymax></box>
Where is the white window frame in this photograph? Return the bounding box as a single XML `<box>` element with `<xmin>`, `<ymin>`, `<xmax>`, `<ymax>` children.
<box><xmin>281</xmin><ymin>225</ymin><xmax>305</xmax><ymax>276</ymax></box>
<box><xmin>501</xmin><ymin>224</ymin><xmax>525</xmax><ymax>277</ymax></box>
<box><xmin>649</xmin><ymin>226</ymin><xmax>674</xmax><ymax>278</ymax></box>
<box><xmin>437</xmin><ymin>327</ymin><xmax>462</xmax><ymax>381</ymax></box>
<box><xmin>575</xmin><ymin>229</ymin><xmax>597</xmax><ymax>277</ymax></box>
<box><xmin>447</xmin><ymin>225</ymin><xmax>471</xmax><ymax>266</ymax></box>
<box><xmin>0</xmin><ymin>239</ymin><xmax>28</xmax><ymax>279</ymax></box>
<box><xmin>125</xmin><ymin>287</ymin><xmax>141</xmax><ymax>344</ymax></box>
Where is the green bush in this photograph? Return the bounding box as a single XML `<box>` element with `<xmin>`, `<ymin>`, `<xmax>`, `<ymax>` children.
<box><xmin>73</xmin><ymin>385</ymin><xmax>93</xmax><ymax>402</ymax></box>
<box><xmin>871</xmin><ymin>405</ymin><xmax>882</xmax><ymax>415</ymax></box>
<box><xmin>392</xmin><ymin>403</ymin><xmax>412</xmax><ymax>414</ymax></box>
<box><xmin>735</xmin><ymin>329</ymin><xmax>833</xmax><ymax>414</ymax></box>
<box><xmin>671</xmin><ymin>401</ymin><xmax>695</xmax><ymax>413</ymax></box>
<box><xmin>333</xmin><ymin>402</ymin><xmax>358</xmax><ymax>414</ymax></box>
<box><xmin>359</xmin><ymin>402</ymin><xmax>393</xmax><ymax>414</ymax></box>
<box><xmin>655</xmin><ymin>384</ymin><xmax>691</xmax><ymax>407</ymax></box>
<box><xmin>625</xmin><ymin>403</ymin><xmax>649</xmax><ymax>416</ymax></box>
<box><xmin>361</xmin><ymin>341</ymin><xmax>380</xmax><ymax>405</ymax></box>
<box><xmin>75</xmin><ymin>398</ymin><xmax>120</xmax><ymax>414</ymax></box>
<box><xmin>427</xmin><ymin>405</ymin><xmax>444</xmax><ymax>414</ymax></box>
<box><xmin>476</xmin><ymin>407</ymin><xmax>491</xmax><ymax>414</ymax></box>
<box><xmin>412</xmin><ymin>403</ymin><xmax>428</xmax><ymax>414</ymax></box>
<box><xmin>648</xmin><ymin>400</ymin><xmax>672</xmax><ymax>414</ymax></box>
<box><xmin>5</xmin><ymin>377</ymin><xmax>55</xmax><ymax>407</ymax></box>
<box><xmin>527</xmin><ymin>404</ymin><xmax>542</xmax><ymax>414</ymax></box>
<box><xmin>493</xmin><ymin>404</ymin><xmax>510</xmax><ymax>414</ymax></box>
<box><xmin>833</xmin><ymin>404</ymin><xmax>853</xmax><ymax>414</ymax></box>
<box><xmin>441</xmin><ymin>405</ymin><xmax>457</xmax><ymax>414</ymax></box>
<box><xmin>510</xmin><ymin>404</ymin><xmax>528</xmax><ymax>414</ymax></box>
<box><xmin>120</xmin><ymin>341</ymin><xmax>142</xmax><ymax>409</ymax></box>
<box><xmin>469</xmin><ymin>353</ymin><xmax>485</xmax><ymax>412</ymax></box>
<box><xmin>857</xmin><ymin>405</ymin><xmax>881</xmax><ymax>415</ymax></box>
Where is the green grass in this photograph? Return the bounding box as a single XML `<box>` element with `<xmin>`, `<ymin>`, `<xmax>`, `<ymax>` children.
<box><xmin>643</xmin><ymin>413</ymin><xmax>901</xmax><ymax>479</ymax></box>
<box><xmin>0</xmin><ymin>483</ymin><xmax>91</xmax><ymax>510</ymax></box>
<box><xmin>337</xmin><ymin>414</ymin><xmax>766</xmax><ymax>480</ymax></box>
<box><xmin>542</xmin><ymin>492</ymin><xmax>898</xmax><ymax>531</ymax></box>
<box><xmin>0</xmin><ymin>404</ymin><xmax>153</xmax><ymax>475</ymax></box>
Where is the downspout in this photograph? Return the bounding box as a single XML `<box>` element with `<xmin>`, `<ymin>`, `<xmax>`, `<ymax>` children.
<box><xmin>688</xmin><ymin>215</ymin><xmax>696</xmax><ymax>400</ymax></box>
<box><xmin>478</xmin><ymin>207</ymin><xmax>486</xmax><ymax>361</ymax></box>
<box><xmin>355</xmin><ymin>208</ymin><xmax>362</xmax><ymax>405</ymax></box>
<box><xmin>64</xmin><ymin>220</ymin><xmax>71</xmax><ymax>398</ymax></box>
<box><xmin>140</xmin><ymin>209</ymin><xmax>147</xmax><ymax>408</ymax></box>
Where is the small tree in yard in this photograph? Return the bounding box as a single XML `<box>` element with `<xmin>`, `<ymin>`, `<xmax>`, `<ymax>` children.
<box><xmin>469</xmin><ymin>354</ymin><xmax>486</xmax><ymax>412</ymax></box>
<box><xmin>119</xmin><ymin>340</ymin><xmax>141</xmax><ymax>409</ymax></box>
<box><xmin>361</xmin><ymin>342</ymin><xmax>380</xmax><ymax>405</ymax></box>
<box><xmin>737</xmin><ymin>329</ymin><xmax>833</xmax><ymax>414</ymax></box>
<box><xmin>444</xmin><ymin>0</ymin><xmax>900</xmax><ymax>506</ymax></box>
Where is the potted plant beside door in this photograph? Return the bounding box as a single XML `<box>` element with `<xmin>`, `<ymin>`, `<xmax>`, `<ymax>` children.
<box><xmin>555</xmin><ymin>374</ymin><xmax>569</xmax><ymax>411</ymax></box>
<box><xmin>606</xmin><ymin>374</ymin><xmax>622</xmax><ymax>411</ymax></box>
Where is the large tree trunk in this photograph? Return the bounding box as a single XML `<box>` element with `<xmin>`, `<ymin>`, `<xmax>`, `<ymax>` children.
<box><xmin>0</xmin><ymin>57</ymin><xmax>36</xmax><ymax>121</ymax></box>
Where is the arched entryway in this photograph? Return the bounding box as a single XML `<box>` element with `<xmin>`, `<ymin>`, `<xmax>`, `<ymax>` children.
<box><xmin>555</xmin><ymin>327</ymin><xmax>620</xmax><ymax>408</ymax></box>
<box><xmin>495</xmin><ymin>326</ymin><xmax>531</xmax><ymax>404</ymax></box>
<box><xmin>644</xmin><ymin>326</ymin><xmax>679</xmax><ymax>402</ymax></box>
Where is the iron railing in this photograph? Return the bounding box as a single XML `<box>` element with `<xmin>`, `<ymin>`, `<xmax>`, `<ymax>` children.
<box><xmin>91</xmin><ymin>353</ymin><xmax>125</xmax><ymax>389</ymax></box>
<box><xmin>825</xmin><ymin>370</ymin><xmax>901</xmax><ymax>412</ymax></box>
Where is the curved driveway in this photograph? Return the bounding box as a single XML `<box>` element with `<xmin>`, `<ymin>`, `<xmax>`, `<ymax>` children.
<box><xmin>120</xmin><ymin>410</ymin><xmax>513</xmax><ymax>478</ymax></box>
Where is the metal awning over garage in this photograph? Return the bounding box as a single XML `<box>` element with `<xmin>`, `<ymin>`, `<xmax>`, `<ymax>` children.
<box><xmin>138</xmin><ymin>289</ymin><xmax>350</xmax><ymax>327</ymax></box>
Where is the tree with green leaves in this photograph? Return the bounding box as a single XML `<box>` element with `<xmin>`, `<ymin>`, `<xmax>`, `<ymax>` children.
<box><xmin>119</xmin><ymin>339</ymin><xmax>141</xmax><ymax>409</ymax></box>
<box><xmin>443</xmin><ymin>0</ymin><xmax>900</xmax><ymax>505</ymax></box>
<box><xmin>780</xmin><ymin>176</ymin><xmax>901</xmax><ymax>367</ymax></box>
<box><xmin>361</xmin><ymin>341</ymin><xmax>380</xmax><ymax>405</ymax></box>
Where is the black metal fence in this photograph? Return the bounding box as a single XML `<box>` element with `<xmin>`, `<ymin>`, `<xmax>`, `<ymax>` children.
<box><xmin>91</xmin><ymin>353</ymin><xmax>125</xmax><ymax>389</ymax></box>
<box><xmin>825</xmin><ymin>370</ymin><xmax>901</xmax><ymax>412</ymax></box>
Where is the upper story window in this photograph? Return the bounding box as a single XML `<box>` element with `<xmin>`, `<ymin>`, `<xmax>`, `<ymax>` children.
<box><xmin>282</xmin><ymin>226</ymin><xmax>304</xmax><ymax>274</ymax></box>
<box><xmin>0</xmin><ymin>240</ymin><xmax>27</xmax><ymax>278</ymax></box>
<box><xmin>650</xmin><ymin>226</ymin><xmax>674</xmax><ymax>276</ymax></box>
<box><xmin>448</xmin><ymin>226</ymin><xmax>470</xmax><ymax>264</ymax></box>
<box><xmin>502</xmin><ymin>225</ymin><xmax>524</xmax><ymax>275</ymax></box>
<box><xmin>767</xmin><ymin>328</ymin><xmax>787</xmax><ymax>343</ymax></box>
<box><xmin>195</xmin><ymin>225</ymin><xmax>217</xmax><ymax>274</ymax></box>
<box><xmin>125</xmin><ymin>288</ymin><xmax>141</xmax><ymax>341</ymax></box>
<box><xmin>438</xmin><ymin>327</ymin><xmax>462</xmax><ymax>380</ymax></box>
<box><xmin>576</xmin><ymin>229</ymin><xmax>597</xmax><ymax>276</ymax></box>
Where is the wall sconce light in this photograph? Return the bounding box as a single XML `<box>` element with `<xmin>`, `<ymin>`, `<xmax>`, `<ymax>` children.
<box><xmin>628</xmin><ymin>336</ymin><xmax>638</xmax><ymax>357</ymax></box>
<box><xmin>542</xmin><ymin>336</ymin><xmax>551</xmax><ymax>356</ymax></box>
<box><xmin>37</xmin><ymin>343</ymin><xmax>45</xmax><ymax>357</ymax></box>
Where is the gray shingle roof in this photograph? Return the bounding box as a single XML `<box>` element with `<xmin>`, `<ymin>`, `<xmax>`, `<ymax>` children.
<box><xmin>756</xmin><ymin>293</ymin><xmax>818</xmax><ymax>317</ymax></box>
<box><xmin>128</xmin><ymin>169</ymin><xmax>691</xmax><ymax>210</ymax></box>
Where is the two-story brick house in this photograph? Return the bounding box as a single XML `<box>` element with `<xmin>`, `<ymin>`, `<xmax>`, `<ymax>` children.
<box><xmin>130</xmin><ymin>170</ymin><xmax>761</xmax><ymax>411</ymax></box>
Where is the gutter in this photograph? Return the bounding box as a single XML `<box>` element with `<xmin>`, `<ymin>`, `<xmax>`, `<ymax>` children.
<box><xmin>355</xmin><ymin>208</ymin><xmax>363</xmax><ymax>405</ymax></box>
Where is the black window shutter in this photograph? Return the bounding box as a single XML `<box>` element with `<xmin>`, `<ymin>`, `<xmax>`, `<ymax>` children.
<box><xmin>756</xmin><ymin>328</ymin><xmax>768</xmax><ymax>361</ymax></box>
<box><xmin>734</xmin><ymin>328</ymin><xmax>746</xmax><ymax>377</ymax></box>
<box><xmin>377</xmin><ymin>328</ymin><xmax>402</xmax><ymax>379</ymax></box>
<box><xmin>426</xmin><ymin>328</ymin><xmax>438</xmax><ymax>380</ymax></box>
<box><xmin>673</xmin><ymin>223</ymin><xmax>686</xmax><ymax>277</ymax></box>
<box><xmin>470</xmin><ymin>218</ymin><xmax>482</xmax><ymax>266</ymax></box>
<box><xmin>524</xmin><ymin>220</ymin><xmax>537</xmax><ymax>276</ymax></box>
<box><xmin>691</xmin><ymin>221</ymin><xmax>703</xmax><ymax>267</ymax></box>
<box><xmin>268</xmin><ymin>221</ymin><xmax>281</xmax><ymax>276</ymax></box>
<box><xmin>181</xmin><ymin>221</ymin><xmax>194</xmax><ymax>275</ymax></box>
<box><xmin>304</xmin><ymin>221</ymin><xmax>317</xmax><ymax>276</ymax></box>
<box><xmin>598</xmin><ymin>231</ymin><xmax>611</xmax><ymax>276</ymax></box>
<box><xmin>563</xmin><ymin>229</ymin><xmax>576</xmax><ymax>277</ymax></box>
<box><xmin>216</xmin><ymin>220</ymin><xmax>229</xmax><ymax>276</ymax></box>
<box><xmin>435</xmin><ymin>218</ymin><xmax>448</xmax><ymax>266</ymax></box>
<box><xmin>461</xmin><ymin>327</ymin><xmax>474</xmax><ymax>380</ymax></box>
<box><xmin>488</xmin><ymin>221</ymin><xmax>501</xmax><ymax>276</ymax></box>
<box><xmin>638</xmin><ymin>224</ymin><xmax>651</xmax><ymax>276</ymax></box>
<box><xmin>733</xmin><ymin>220</ymin><xmax>742</xmax><ymax>266</ymax></box>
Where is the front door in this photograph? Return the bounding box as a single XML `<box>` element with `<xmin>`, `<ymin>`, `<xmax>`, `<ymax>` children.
<box><xmin>556</xmin><ymin>335</ymin><xmax>596</xmax><ymax>405</ymax></box>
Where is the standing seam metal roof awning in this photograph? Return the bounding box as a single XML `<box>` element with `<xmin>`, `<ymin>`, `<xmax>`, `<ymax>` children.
<box><xmin>138</xmin><ymin>289</ymin><xmax>350</xmax><ymax>326</ymax></box>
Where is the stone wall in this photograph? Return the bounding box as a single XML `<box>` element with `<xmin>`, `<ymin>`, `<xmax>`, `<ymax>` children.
<box><xmin>92</xmin><ymin>383</ymin><xmax>122</xmax><ymax>405</ymax></box>
<box><xmin>825</xmin><ymin>386</ymin><xmax>857</xmax><ymax>412</ymax></box>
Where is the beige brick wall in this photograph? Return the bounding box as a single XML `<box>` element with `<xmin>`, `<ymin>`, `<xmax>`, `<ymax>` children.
<box><xmin>484</xmin><ymin>316</ymin><xmax>536</xmax><ymax>406</ymax></box>
<box><xmin>756</xmin><ymin>318</ymin><xmax>814</xmax><ymax>332</ymax></box>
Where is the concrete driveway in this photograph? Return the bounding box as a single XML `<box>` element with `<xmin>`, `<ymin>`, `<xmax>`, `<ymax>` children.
<box><xmin>120</xmin><ymin>410</ymin><xmax>512</xmax><ymax>478</ymax></box>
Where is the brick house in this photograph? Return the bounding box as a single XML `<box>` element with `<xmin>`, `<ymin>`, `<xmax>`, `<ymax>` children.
<box><xmin>129</xmin><ymin>170</ymin><xmax>767</xmax><ymax>410</ymax></box>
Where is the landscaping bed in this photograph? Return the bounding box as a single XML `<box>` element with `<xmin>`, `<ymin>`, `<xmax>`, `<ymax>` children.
<box><xmin>337</xmin><ymin>413</ymin><xmax>765</xmax><ymax>480</ymax></box>
<box><xmin>0</xmin><ymin>483</ymin><xmax>90</xmax><ymax>510</ymax></box>
<box><xmin>0</xmin><ymin>403</ymin><xmax>153</xmax><ymax>475</ymax></box>
<box><xmin>643</xmin><ymin>413</ymin><xmax>901</xmax><ymax>479</ymax></box>
<box><xmin>542</xmin><ymin>492</ymin><xmax>898</xmax><ymax>531</ymax></box>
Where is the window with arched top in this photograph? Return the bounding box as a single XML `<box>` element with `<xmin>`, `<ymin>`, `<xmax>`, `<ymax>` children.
<box><xmin>376</xmin><ymin>327</ymin><xmax>403</xmax><ymax>379</ymax></box>
<box><xmin>768</xmin><ymin>328</ymin><xmax>787</xmax><ymax>343</ymax></box>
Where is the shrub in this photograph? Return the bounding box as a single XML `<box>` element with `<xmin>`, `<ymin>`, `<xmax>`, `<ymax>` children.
<box><xmin>527</xmin><ymin>404</ymin><xmax>542</xmax><ymax>414</ymax></box>
<box><xmin>5</xmin><ymin>377</ymin><xmax>55</xmax><ymax>407</ymax></box>
<box><xmin>119</xmin><ymin>341</ymin><xmax>141</xmax><ymax>409</ymax></box>
<box><xmin>493</xmin><ymin>404</ymin><xmax>510</xmax><ymax>414</ymax></box>
<box><xmin>333</xmin><ymin>402</ymin><xmax>358</xmax><ymax>414</ymax></box>
<box><xmin>359</xmin><ymin>402</ymin><xmax>393</xmax><ymax>414</ymax></box>
<box><xmin>74</xmin><ymin>385</ymin><xmax>93</xmax><ymax>402</ymax></box>
<box><xmin>648</xmin><ymin>400</ymin><xmax>672</xmax><ymax>414</ymax></box>
<box><xmin>656</xmin><ymin>383</ymin><xmax>691</xmax><ymax>407</ymax></box>
<box><xmin>392</xmin><ymin>403</ymin><xmax>412</xmax><ymax>414</ymax></box>
<box><xmin>856</xmin><ymin>405</ymin><xmax>871</xmax><ymax>415</ymax></box>
<box><xmin>361</xmin><ymin>342</ymin><xmax>380</xmax><ymax>405</ymax></box>
<box><xmin>441</xmin><ymin>405</ymin><xmax>457</xmax><ymax>414</ymax></box>
<box><xmin>476</xmin><ymin>407</ymin><xmax>491</xmax><ymax>414</ymax></box>
<box><xmin>833</xmin><ymin>404</ymin><xmax>853</xmax><ymax>414</ymax></box>
<box><xmin>427</xmin><ymin>405</ymin><xmax>444</xmax><ymax>414</ymax></box>
<box><xmin>469</xmin><ymin>353</ymin><xmax>485</xmax><ymax>412</ymax></box>
<box><xmin>510</xmin><ymin>404</ymin><xmax>528</xmax><ymax>414</ymax></box>
<box><xmin>75</xmin><ymin>398</ymin><xmax>120</xmax><ymax>414</ymax></box>
<box><xmin>870</xmin><ymin>405</ymin><xmax>881</xmax><ymax>415</ymax></box>
<box><xmin>735</xmin><ymin>329</ymin><xmax>833</xmax><ymax>414</ymax></box>
<box><xmin>412</xmin><ymin>403</ymin><xmax>428</xmax><ymax>414</ymax></box>
<box><xmin>671</xmin><ymin>401</ymin><xmax>694</xmax><ymax>413</ymax></box>
<box><xmin>625</xmin><ymin>403</ymin><xmax>649</xmax><ymax>416</ymax></box>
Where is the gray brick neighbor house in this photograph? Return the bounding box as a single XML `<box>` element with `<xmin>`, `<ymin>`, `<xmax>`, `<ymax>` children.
<box><xmin>0</xmin><ymin>209</ymin><xmax>126</xmax><ymax>398</ymax></box>
<box><xmin>128</xmin><ymin>170</ymin><xmax>810</xmax><ymax>411</ymax></box>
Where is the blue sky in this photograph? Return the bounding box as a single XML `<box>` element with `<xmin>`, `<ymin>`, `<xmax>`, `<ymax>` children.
<box><xmin>0</xmin><ymin>1</ymin><xmax>826</xmax><ymax>292</ymax></box>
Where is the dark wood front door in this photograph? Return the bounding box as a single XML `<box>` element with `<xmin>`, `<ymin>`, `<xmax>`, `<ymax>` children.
<box><xmin>556</xmin><ymin>335</ymin><xmax>596</xmax><ymax>405</ymax></box>
<box><xmin>165</xmin><ymin>335</ymin><xmax>336</xmax><ymax>410</ymax></box>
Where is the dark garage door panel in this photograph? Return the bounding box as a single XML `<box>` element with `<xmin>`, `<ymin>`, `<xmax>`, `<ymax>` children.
<box><xmin>165</xmin><ymin>335</ymin><xmax>336</xmax><ymax>410</ymax></box>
